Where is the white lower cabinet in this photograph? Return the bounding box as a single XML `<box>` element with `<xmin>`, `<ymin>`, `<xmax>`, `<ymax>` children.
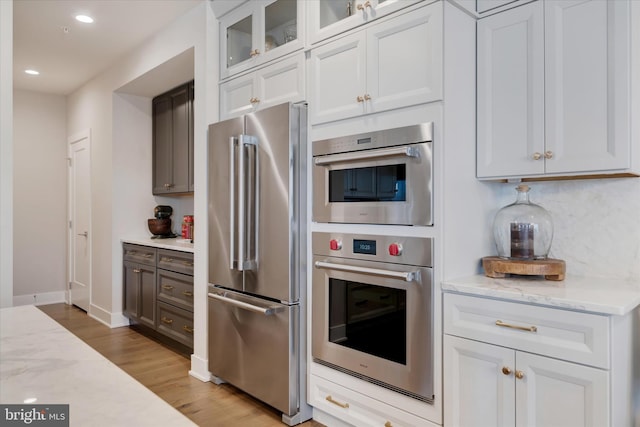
<box><xmin>443</xmin><ymin>293</ymin><xmax>613</xmax><ymax>427</ymax></box>
<box><xmin>444</xmin><ymin>335</ymin><xmax>609</xmax><ymax>427</ymax></box>
<box><xmin>219</xmin><ymin>53</ymin><xmax>305</xmax><ymax>120</ymax></box>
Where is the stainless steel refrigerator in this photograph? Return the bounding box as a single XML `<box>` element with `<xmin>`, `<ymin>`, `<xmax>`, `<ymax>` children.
<box><xmin>207</xmin><ymin>102</ymin><xmax>310</xmax><ymax>425</ymax></box>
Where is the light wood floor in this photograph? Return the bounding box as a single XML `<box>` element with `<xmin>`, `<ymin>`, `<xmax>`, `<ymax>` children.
<box><xmin>38</xmin><ymin>303</ymin><xmax>324</xmax><ymax>427</ymax></box>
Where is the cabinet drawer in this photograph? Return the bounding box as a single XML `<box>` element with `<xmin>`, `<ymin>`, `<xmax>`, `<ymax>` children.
<box><xmin>123</xmin><ymin>243</ymin><xmax>156</xmax><ymax>267</ymax></box>
<box><xmin>310</xmin><ymin>375</ymin><xmax>436</xmax><ymax>427</ymax></box>
<box><xmin>443</xmin><ymin>293</ymin><xmax>610</xmax><ymax>368</ymax></box>
<box><xmin>157</xmin><ymin>269</ymin><xmax>193</xmax><ymax>312</ymax></box>
<box><xmin>157</xmin><ymin>249</ymin><xmax>194</xmax><ymax>275</ymax></box>
<box><xmin>156</xmin><ymin>301</ymin><xmax>194</xmax><ymax>348</ymax></box>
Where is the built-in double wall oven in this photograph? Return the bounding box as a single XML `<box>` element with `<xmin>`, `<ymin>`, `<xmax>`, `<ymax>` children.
<box><xmin>311</xmin><ymin>123</ymin><xmax>435</xmax><ymax>402</ymax></box>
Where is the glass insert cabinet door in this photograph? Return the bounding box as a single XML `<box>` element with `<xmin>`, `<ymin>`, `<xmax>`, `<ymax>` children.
<box><xmin>221</xmin><ymin>0</ymin><xmax>302</xmax><ymax>78</ymax></box>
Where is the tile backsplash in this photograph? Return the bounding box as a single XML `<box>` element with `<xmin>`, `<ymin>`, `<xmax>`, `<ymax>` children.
<box><xmin>493</xmin><ymin>178</ymin><xmax>640</xmax><ymax>281</ymax></box>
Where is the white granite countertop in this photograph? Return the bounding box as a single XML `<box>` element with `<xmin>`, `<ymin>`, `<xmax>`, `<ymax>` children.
<box><xmin>0</xmin><ymin>305</ymin><xmax>196</xmax><ymax>427</ymax></box>
<box><xmin>442</xmin><ymin>274</ymin><xmax>640</xmax><ymax>316</ymax></box>
<box><xmin>122</xmin><ymin>237</ymin><xmax>194</xmax><ymax>253</ymax></box>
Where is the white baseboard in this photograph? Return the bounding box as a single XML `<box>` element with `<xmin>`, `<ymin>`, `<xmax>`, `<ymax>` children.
<box><xmin>13</xmin><ymin>291</ymin><xmax>66</xmax><ymax>307</ymax></box>
<box><xmin>89</xmin><ymin>304</ymin><xmax>130</xmax><ymax>328</ymax></box>
<box><xmin>189</xmin><ymin>354</ymin><xmax>212</xmax><ymax>382</ymax></box>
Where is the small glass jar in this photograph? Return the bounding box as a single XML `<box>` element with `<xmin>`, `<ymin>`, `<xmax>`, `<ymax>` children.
<box><xmin>492</xmin><ymin>185</ymin><xmax>553</xmax><ymax>260</ymax></box>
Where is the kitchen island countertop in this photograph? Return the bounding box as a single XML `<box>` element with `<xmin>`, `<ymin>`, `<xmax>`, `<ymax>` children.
<box><xmin>121</xmin><ymin>237</ymin><xmax>194</xmax><ymax>253</ymax></box>
<box><xmin>442</xmin><ymin>274</ymin><xmax>640</xmax><ymax>316</ymax></box>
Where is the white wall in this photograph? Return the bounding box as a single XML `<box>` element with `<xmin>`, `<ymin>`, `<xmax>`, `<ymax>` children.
<box><xmin>0</xmin><ymin>0</ymin><xmax>13</xmax><ymax>308</ymax></box>
<box><xmin>12</xmin><ymin>90</ymin><xmax>67</xmax><ymax>304</ymax></box>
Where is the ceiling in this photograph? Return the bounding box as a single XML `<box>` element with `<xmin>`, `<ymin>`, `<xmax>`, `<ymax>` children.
<box><xmin>13</xmin><ymin>0</ymin><xmax>202</xmax><ymax>96</ymax></box>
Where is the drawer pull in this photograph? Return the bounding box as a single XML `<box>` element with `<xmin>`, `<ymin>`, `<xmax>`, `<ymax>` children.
<box><xmin>515</xmin><ymin>370</ymin><xmax>525</xmax><ymax>380</ymax></box>
<box><xmin>162</xmin><ymin>284</ymin><xmax>175</xmax><ymax>291</ymax></box>
<box><xmin>184</xmin><ymin>261</ymin><xmax>194</xmax><ymax>266</ymax></box>
<box><xmin>495</xmin><ymin>320</ymin><xmax>537</xmax><ymax>333</ymax></box>
<box><xmin>162</xmin><ymin>257</ymin><xmax>174</xmax><ymax>262</ymax></box>
<box><xmin>143</xmin><ymin>254</ymin><xmax>153</xmax><ymax>258</ymax></box>
<box><xmin>182</xmin><ymin>325</ymin><xmax>194</xmax><ymax>334</ymax></box>
<box><xmin>325</xmin><ymin>395</ymin><xmax>349</xmax><ymax>409</ymax></box>
<box><xmin>127</xmin><ymin>250</ymin><xmax>137</xmax><ymax>255</ymax></box>
<box><xmin>501</xmin><ymin>366</ymin><xmax>512</xmax><ymax>376</ymax></box>
<box><xmin>133</xmin><ymin>269</ymin><xmax>141</xmax><ymax>273</ymax></box>
<box><xmin>161</xmin><ymin>317</ymin><xmax>174</xmax><ymax>325</ymax></box>
<box><xmin>182</xmin><ymin>291</ymin><xmax>193</xmax><ymax>297</ymax></box>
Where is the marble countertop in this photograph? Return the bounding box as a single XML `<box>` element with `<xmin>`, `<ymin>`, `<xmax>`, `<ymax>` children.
<box><xmin>0</xmin><ymin>305</ymin><xmax>196</xmax><ymax>426</ymax></box>
<box><xmin>442</xmin><ymin>274</ymin><xmax>640</xmax><ymax>316</ymax></box>
<box><xmin>122</xmin><ymin>237</ymin><xmax>194</xmax><ymax>253</ymax></box>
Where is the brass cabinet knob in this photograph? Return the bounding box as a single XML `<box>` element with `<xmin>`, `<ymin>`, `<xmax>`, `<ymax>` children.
<box><xmin>357</xmin><ymin>0</ymin><xmax>372</xmax><ymax>10</ymax></box>
<box><xmin>544</xmin><ymin>150</ymin><xmax>554</xmax><ymax>159</ymax></box>
<box><xmin>249</xmin><ymin>49</ymin><xmax>260</xmax><ymax>57</ymax></box>
<box><xmin>502</xmin><ymin>366</ymin><xmax>512</xmax><ymax>376</ymax></box>
<box><xmin>515</xmin><ymin>370</ymin><xmax>525</xmax><ymax>380</ymax></box>
<box><xmin>249</xmin><ymin>97</ymin><xmax>260</xmax><ymax>104</ymax></box>
<box><xmin>384</xmin><ymin>422</ymin><xmax>393</xmax><ymax>427</ymax></box>
<box><xmin>532</xmin><ymin>152</ymin><xmax>542</xmax><ymax>160</ymax></box>
<box><xmin>364</xmin><ymin>94</ymin><xmax>371</xmax><ymax>101</ymax></box>
<box><xmin>356</xmin><ymin>95</ymin><xmax>365</xmax><ymax>103</ymax></box>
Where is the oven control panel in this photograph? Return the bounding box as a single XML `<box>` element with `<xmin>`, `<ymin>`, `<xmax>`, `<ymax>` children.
<box><xmin>314</xmin><ymin>232</ymin><xmax>432</xmax><ymax>267</ymax></box>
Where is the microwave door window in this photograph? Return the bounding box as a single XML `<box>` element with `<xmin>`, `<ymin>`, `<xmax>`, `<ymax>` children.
<box><xmin>328</xmin><ymin>278</ymin><xmax>407</xmax><ymax>365</ymax></box>
<box><xmin>328</xmin><ymin>165</ymin><xmax>406</xmax><ymax>203</ymax></box>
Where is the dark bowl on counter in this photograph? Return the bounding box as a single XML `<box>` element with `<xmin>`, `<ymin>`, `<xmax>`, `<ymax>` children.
<box><xmin>148</xmin><ymin>218</ymin><xmax>172</xmax><ymax>236</ymax></box>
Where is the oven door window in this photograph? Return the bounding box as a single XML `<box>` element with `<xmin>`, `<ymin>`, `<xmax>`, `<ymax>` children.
<box><xmin>328</xmin><ymin>278</ymin><xmax>406</xmax><ymax>365</ymax></box>
<box><xmin>328</xmin><ymin>165</ymin><xmax>406</xmax><ymax>202</ymax></box>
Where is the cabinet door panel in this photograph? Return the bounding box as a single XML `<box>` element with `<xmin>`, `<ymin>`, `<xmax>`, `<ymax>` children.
<box><xmin>444</xmin><ymin>335</ymin><xmax>515</xmax><ymax>427</ymax></box>
<box><xmin>138</xmin><ymin>266</ymin><xmax>156</xmax><ymax>329</ymax></box>
<box><xmin>367</xmin><ymin>2</ymin><xmax>442</xmax><ymax>114</ymax></box>
<box><xmin>123</xmin><ymin>261</ymin><xmax>140</xmax><ymax>320</ymax></box>
<box><xmin>477</xmin><ymin>2</ymin><xmax>544</xmax><ymax>178</ymax></box>
<box><xmin>516</xmin><ymin>352</ymin><xmax>609</xmax><ymax>427</ymax></box>
<box><xmin>170</xmin><ymin>86</ymin><xmax>190</xmax><ymax>193</ymax></box>
<box><xmin>152</xmin><ymin>96</ymin><xmax>173</xmax><ymax>194</ymax></box>
<box><xmin>309</xmin><ymin>31</ymin><xmax>366</xmax><ymax>124</ymax></box>
<box><xmin>544</xmin><ymin>0</ymin><xmax>630</xmax><ymax>174</ymax></box>
<box><xmin>257</xmin><ymin>54</ymin><xmax>305</xmax><ymax>110</ymax></box>
<box><xmin>220</xmin><ymin>73</ymin><xmax>256</xmax><ymax>120</ymax></box>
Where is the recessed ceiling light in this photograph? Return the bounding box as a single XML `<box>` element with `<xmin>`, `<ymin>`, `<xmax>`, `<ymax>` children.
<box><xmin>24</xmin><ymin>69</ymin><xmax>40</xmax><ymax>75</ymax></box>
<box><xmin>75</xmin><ymin>14</ymin><xmax>94</xmax><ymax>24</ymax></box>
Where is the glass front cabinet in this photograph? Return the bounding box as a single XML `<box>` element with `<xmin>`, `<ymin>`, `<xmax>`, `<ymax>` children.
<box><xmin>308</xmin><ymin>0</ymin><xmax>423</xmax><ymax>44</ymax></box>
<box><xmin>220</xmin><ymin>0</ymin><xmax>305</xmax><ymax>79</ymax></box>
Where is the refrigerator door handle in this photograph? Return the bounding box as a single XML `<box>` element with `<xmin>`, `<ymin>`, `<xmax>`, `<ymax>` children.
<box><xmin>229</xmin><ymin>136</ymin><xmax>237</xmax><ymax>271</ymax></box>
<box><xmin>208</xmin><ymin>292</ymin><xmax>282</xmax><ymax>316</ymax></box>
<box><xmin>238</xmin><ymin>135</ymin><xmax>258</xmax><ymax>271</ymax></box>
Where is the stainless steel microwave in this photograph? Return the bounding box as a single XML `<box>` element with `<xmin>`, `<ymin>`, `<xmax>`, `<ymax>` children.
<box><xmin>312</xmin><ymin>123</ymin><xmax>433</xmax><ymax>226</ymax></box>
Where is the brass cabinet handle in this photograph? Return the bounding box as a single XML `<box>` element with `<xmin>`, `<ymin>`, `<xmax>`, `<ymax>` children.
<box><xmin>182</xmin><ymin>325</ymin><xmax>194</xmax><ymax>334</ymax></box>
<box><xmin>133</xmin><ymin>268</ymin><xmax>141</xmax><ymax>273</ymax></box>
<box><xmin>162</xmin><ymin>284</ymin><xmax>175</xmax><ymax>291</ymax></box>
<box><xmin>532</xmin><ymin>152</ymin><xmax>542</xmax><ymax>160</ymax></box>
<box><xmin>128</xmin><ymin>250</ymin><xmax>137</xmax><ymax>255</ymax></box>
<box><xmin>544</xmin><ymin>150</ymin><xmax>554</xmax><ymax>159</ymax></box>
<box><xmin>495</xmin><ymin>320</ymin><xmax>537</xmax><ymax>333</ymax></box>
<box><xmin>182</xmin><ymin>291</ymin><xmax>193</xmax><ymax>297</ymax></box>
<box><xmin>384</xmin><ymin>422</ymin><xmax>393</xmax><ymax>427</ymax></box>
<box><xmin>515</xmin><ymin>370</ymin><xmax>525</xmax><ymax>380</ymax></box>
<box><xmin>325</xmin><ymin>395</ymin><xmax>349</xmax><ymax>409</ymax></box>
<box><xmin>161</xmin><ymin>317</ymin><xmax>173</xmax><ymax>325</ymax></box>
<box><xmin>356</xmin><ymin>95</ymin><xmax>365</xmax><ymax>103</ymax></box>
<box><xmin>249</xmin><ymin>49</ymin><xmax>260</xmax><ymax>57</ymax></box>
<box><xmin>162</xmin><ymin>257</ymin><xmax>173</xmax><ymax>262</ymax></box>
<box><xmin>357</xmin><ymin>0</ymin><xmax>372</xmax><ymax>10</ymax></box>
<box><xmin>502</xmin><ymin>366</ymin><xmax>512</xmax><ymax>376</ymax></box>
<box><xmin>184</xmin><ymin>261</ymin><xmax>194</xmax><ymax>266</ymax></box>
<box><xmin>164</xmin><ymin>183</ymin><xmax>173</xmax><ymax>189</ymax></box>
<box><xmin>364</xmin><ymin>94</ymin><xmax>371</xmax><ymax>101</ymax></box>
<box><xmin>143</xmin><ymin>254</ymin><xmax>153</xmax><ymax>258</ymax></box>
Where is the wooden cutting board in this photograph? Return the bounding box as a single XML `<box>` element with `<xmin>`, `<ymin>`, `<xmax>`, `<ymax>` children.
<box><xmin>482</xmin><ymin>256</ymin><xmax>566</xmax><ymax>281</ymax></box>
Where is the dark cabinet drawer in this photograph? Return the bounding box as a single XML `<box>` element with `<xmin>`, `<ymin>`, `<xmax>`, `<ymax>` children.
<box><xmin>123</xmin><ymin>243</ymin><xmax>156</xmax><ymax>267</ymax></box>
<box><xmin>157</xmin><ymin>269</ymin><xmax>193</xmax><ymax>312</ymax></box>
<box><xmin>157</xmin><ymin>248</ymin><xmax>194</xmax><ymax>275</ymax></box>
<box><xmin>157</xmin><ymin>301</ymin><xmax>194</xmax><ymax>348</ymax></box>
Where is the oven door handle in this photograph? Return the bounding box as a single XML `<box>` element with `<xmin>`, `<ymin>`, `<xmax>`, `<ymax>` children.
<box><xmin>207</xmin><ymin>292</ymin><xmax>281</xmax><ymax>316</ymax></box>
<box><xmin>314</xmin><ymin>261</ymin><xmax>418</xmax><ymax>282</ymax></box>
<box><xmin>314</xmin><ymin>146</ymin><xmax>419</xmax><ymax>166</ymax></box>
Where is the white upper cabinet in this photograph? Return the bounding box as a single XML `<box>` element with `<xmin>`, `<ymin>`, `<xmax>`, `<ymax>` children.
<box><xmin>220</xmin><ymin>0</ymin><xmax>305</xmax><ymax>79</ymax></box>
<box><xmin>309</xmin><ymin>2</ymin><xmax>443</xmax><ymax>124</ymax></box>
<box><xmin>220</xmin><ymin>53</ymin><xmax>305</xmax><ymax>119</ymax></box>
<box><xmin>477</xmin><ymin>0</ymin><xmax>633</xmax><ymax>180</ymax></box>
<box><xmin>307</xmin><ymin>0</ymin><xmax>423</xmax><ymax>44</ymax></box>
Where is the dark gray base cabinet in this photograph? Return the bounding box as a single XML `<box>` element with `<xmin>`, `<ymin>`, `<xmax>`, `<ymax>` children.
<box><xmin>123</xmin><ymin>243</ymin><xmax>194</xmax><ymax>350</ymax></box>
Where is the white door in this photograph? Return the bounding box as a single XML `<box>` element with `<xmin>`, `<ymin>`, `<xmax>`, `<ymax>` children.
<box><xmin>68</xmin><ymin>131</ymin><xmax>91</xmax><ymax>312</ymax></box>
<box><xmin>444</xmin><ymin>335</ymin><xmax>515</xmax><ymax>427</ymax></box>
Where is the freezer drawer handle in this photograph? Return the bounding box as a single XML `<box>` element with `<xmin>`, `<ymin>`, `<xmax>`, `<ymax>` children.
<box><xmin>314</xmin><ymin>145</ymin><xmax>419</xmax><ymax>166</ymax></box>
<box><xmin>315</xmin><ymin>261</ymin><xmax>418</xmax><ymax>282</ymax></box>
<box><xmin>208</xmin><ymin>292</ymin><xmax>282</xmax><ymax>316</ymax></box>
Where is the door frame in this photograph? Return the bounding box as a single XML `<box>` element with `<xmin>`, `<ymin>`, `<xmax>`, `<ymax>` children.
<box><xmin>67</xmin><ymin>129</ymin><xmax>92</xmax><ymax>310</ymax></box>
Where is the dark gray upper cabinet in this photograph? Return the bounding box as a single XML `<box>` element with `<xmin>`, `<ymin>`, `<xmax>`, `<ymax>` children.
<box><xmin>152</xmin><ymin>81</ymin><xmax>194</xmax><ymax>195</ymax></box>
